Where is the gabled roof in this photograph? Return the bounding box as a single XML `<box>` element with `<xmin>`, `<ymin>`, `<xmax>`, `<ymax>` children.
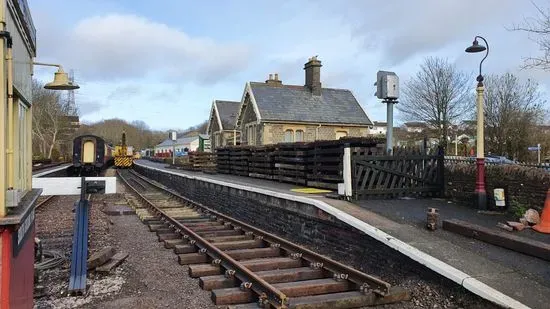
<box><xmin>207</xmin><ymin>100</ymin><xmax>241</xmax><ymax>133</ymax></box>
<box><xmin>237</xmin><ymin>82</ymin><xmax>372</xmax><ymax>126</ymax></box>
<box><xmin>215</xmin><ymin>100</ymin><xmax>240</xmax><ymax>130</ymax></box>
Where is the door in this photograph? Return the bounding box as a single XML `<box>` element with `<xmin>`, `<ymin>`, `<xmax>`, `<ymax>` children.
<box><xmin>83</xmin><ymin>141</ymin><xmax>95</xmax><ymax>163</ymax></box>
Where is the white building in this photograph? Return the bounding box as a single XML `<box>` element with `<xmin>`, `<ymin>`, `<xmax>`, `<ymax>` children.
<box><xmin>370</xmin><ymin>121</ymin><xmax>387</xmax><ymax>135</ymax></box>
<box><xmin>154</xmin><ymin>135</ymin><xmax>208</xmax><ymax>155</ymax></box>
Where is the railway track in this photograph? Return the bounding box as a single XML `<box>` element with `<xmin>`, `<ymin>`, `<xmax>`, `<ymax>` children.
<box><xmin>117</xmin><ymin>169</ymin><xmax>409</xmax><ymax>308</ymax></box>
<box><xmin>35</xmin><ymin>195</ymin><xmax>58</xmax><ymax>209</ymax></box>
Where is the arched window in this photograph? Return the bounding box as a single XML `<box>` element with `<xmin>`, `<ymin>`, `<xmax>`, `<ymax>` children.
<box><xmin>284</xmin><ymin>129</ymin><xmax>294</xmax><ymax>142</ymax></box>
<box><xmin>295</xmin><ymin>130</ymin><xmax>304</xmax><ymax>142</ymax></box>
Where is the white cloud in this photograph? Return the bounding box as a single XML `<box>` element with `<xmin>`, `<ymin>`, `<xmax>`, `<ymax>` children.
<box><xmin>36</xmin><ymin>14</ymin><xmax>252</xmax><ymax>84</ymax></box>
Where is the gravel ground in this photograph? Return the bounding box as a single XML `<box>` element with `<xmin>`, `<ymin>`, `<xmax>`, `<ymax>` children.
<box><xmin>34</xmin><ymin>188</ymin><xmax>121</xmax><ymax>309</ymax></box>
<box><xmin>33</xmin><ymin>169</ymin><xmax>216</xmax><ymax>309</ymax></box>
<box><xmin>87</xmin><ymin>213</ymin><xmax>217</xmax><ymax>309</ymax></box>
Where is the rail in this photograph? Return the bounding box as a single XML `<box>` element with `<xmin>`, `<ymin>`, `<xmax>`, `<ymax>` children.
<box><xmin>118</xmin><ymin>170</ymin><xmax>289</xmax><ymax>307</ymax></box>
<box><xmin>118</xmin><ymin>169</ymin><xmax>399</xmax><ymax>307</ymax></box>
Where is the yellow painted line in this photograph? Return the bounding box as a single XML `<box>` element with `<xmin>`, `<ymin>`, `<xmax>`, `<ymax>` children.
<box><xmin>290</xmin><ymin>188</ymin><xmax>333</xmax><ymax>194</ymax></box>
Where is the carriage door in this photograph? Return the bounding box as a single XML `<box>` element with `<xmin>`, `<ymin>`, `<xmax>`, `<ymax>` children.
<box><xmin>82</xmin><ymin>141</ymin><xmax>95</xmax><ymax>163</ymax></box>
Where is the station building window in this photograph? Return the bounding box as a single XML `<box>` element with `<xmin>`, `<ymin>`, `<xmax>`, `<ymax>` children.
<box><xmin>246</xmin><ymin>124</ymin><xmax>256</xmax><ymax>145</ymax></box>
<box><xmin>295</xmin><ymin>130</ymin><xmax>304</xmax><ymax>142</ymax></box>
<box><xmin>336</xmin><ymin>130</ymin><xmax>348</xmax><ymax>139</ymax></box>
<box><xmin>284</xmin><ymin>129</ymin><xmax>294</xmax><ymax>143</ymax></box>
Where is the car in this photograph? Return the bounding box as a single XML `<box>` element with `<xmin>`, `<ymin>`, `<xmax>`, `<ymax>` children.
<box><xmin>486</xmin><ymin>155</ymin><xmax>516</xmax><ymax>164</ymax></box>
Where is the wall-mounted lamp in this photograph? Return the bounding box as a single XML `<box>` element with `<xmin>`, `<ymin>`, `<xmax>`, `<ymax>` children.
<box><xmin>33</xmin><ymin>62</ymin><xmax>80</xmax><ymax>90</ymax></box>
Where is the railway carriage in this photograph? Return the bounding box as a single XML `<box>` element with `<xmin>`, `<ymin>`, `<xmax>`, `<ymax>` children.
<box><xmin>71</xmin><ymin>135</ymin><xmax>113</xmax><ymax>176</ymax></box>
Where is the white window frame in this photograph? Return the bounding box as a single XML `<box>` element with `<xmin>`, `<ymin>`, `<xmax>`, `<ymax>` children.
<box><xmin>284</xmin><ymin>129</ymin><xmax>294</xmax><ymax>143</ymax></box>
<box><xmin>295</xmin><ymin>129</ymin><xmax>304</xmax><ymax>142</ymax></box>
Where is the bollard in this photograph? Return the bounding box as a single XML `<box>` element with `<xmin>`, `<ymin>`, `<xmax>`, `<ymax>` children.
<box><xmin>427</xmin><ymin>208</ymin><xmax>439</xmax><ymax>231</ymax></box>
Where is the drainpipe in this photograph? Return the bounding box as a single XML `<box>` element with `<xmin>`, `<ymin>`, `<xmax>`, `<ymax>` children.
<box><xmin>0</xmin><ymin>2</ymin><xmax>7</xmax><ymax>217</ymax></box>
<box><xmin>315</xmin><ymin>124</ymin><xmax>321</xmax><ymax>140</ymax></box>
<box><xmin>233</xmin><ymin>129</ymin><xmax>236</xmax><ymax>145</ymax></box>
<box><xmin>5</xmin><ymin>31</ymin><xmax>13</xmax><ymax>191</ymax></box>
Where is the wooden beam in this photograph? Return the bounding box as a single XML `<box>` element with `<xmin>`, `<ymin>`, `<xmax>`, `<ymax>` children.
<box><xmin>442</xmin><ymin>219</ymin><xmax>550</xmax><ymax>262</ymax></box>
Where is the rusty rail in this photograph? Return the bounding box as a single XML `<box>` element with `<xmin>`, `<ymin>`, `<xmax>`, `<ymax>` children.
<box><xmin>35</xmin><ymin>195</ymin><xmax>57</xmax><ymax>209</ymax></box>
<box><xmin>118</xmin><ymin>170</ymin><xmax>290</xmax><ymax>308</ymax></box>
<box><xmin>124</xmin><ymin>169</ymin><xmax>392</xmax><ymax>296</ymax></box>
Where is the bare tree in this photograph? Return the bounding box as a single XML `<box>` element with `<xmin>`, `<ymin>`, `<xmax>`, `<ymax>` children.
<box><xmin>483</xmin><ymin>73</ymin><xmax>546</xmax><ymax>160</ymax></box>
<box><xmin>510</xmin><ymin>2</ymin><xmax>550</xmax><ymax>70</ymax></box>
<box><xmin>32</xmin><ymin>79</ymin><xmax>78</xmax><ymax>159</ymax></box>
<box><xmin>398</xmin><ymin>57</ymin><xmax>472</xmax><ymax>144</ymax></box>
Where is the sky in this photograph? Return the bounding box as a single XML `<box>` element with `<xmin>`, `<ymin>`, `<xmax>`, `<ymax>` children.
<box><xmin>29</xmin><ymin>0</ymin><xmax>550</xmax><ymax>131</ymax></box>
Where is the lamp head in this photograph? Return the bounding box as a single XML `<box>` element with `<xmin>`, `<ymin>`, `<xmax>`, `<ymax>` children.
<box><xmin>465</xmin><ymin>39</ymin><xmax>487</xmax><ymax>53</ymax></box>
<box><xmin>44</xmin><ymin>68</ymin><xmax>80</xmax><ymax>90</ymax></box>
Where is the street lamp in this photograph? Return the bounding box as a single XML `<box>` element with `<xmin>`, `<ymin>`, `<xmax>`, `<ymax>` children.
<box><xmin>33</xmin><ymin>62</ymin><xmax>80</xmax><ymax>90</ymax></box>
<box><xmin>465</xmin><ymin>36</ymin><xmax>489</xmax><ymax>210</ymax></box>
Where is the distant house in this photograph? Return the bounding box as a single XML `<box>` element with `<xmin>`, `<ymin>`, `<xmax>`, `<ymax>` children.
<box><xmin>234</xmin><ymin>56</ymin><xmax>373</xmax><ymax>146</ymax></box>
<box><xmin>206</xmin><ymin>100</ymin><xmax>241</xmax><ymax>149</ymax></box>
<box><xmin>403</xmin><ymin>121</ymin><xmax>428</xmax><ymax>133</ymax></box>
<box><xmin>154</xmin><ymin>134</ymin><xmax>209</xmax><ymax>155</ymax></box>
<box><xmin>371</xmin><ymin>121</ymin><xmax>387</xmax><ymax>135</ymax></box>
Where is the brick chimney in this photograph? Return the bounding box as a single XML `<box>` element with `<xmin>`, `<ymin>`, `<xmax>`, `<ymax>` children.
<box><xmin>304</xmin><ymin>56</ymin><xmax>322</xmax><ymax>95</ymax></box>
<box><xmin>265</xmin><ymin>73</ymin><xmax>282</xmax><ymax>86</ymax></box>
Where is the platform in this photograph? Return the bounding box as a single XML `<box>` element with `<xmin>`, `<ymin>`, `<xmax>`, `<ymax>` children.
<box><xmin>32</xmin><ymin>163</ymin><xmax>71</xmax><ymax>178</ymax></box>
<box><xmin>135</xmin><ymin>160</ymin><xmax>548</xmax><ymax>309</ymax></box>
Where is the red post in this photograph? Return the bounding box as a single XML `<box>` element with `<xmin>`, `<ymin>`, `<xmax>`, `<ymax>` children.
<box><xmin>475</xmin><ymin>158</ymin><xmax>487</xmax><ymax>210</ymax></box>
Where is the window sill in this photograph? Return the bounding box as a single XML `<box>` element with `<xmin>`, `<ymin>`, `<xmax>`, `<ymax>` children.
<box><xmin>0</xmin><ymin>188</ymin><xmax>42</xmax><ymax>226</ymax></box>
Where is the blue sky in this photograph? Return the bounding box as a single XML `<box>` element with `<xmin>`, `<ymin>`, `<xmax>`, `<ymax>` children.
<box><xmin>30</xmin><ymin>0</ymin><xmax>549</xmax><ymax>130</ymax></box>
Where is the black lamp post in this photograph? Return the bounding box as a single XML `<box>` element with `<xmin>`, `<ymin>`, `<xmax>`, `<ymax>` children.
<box><xmin>465</xmin><ymin>36</ymin><xmax>489</xmax><ymax>210</ymax></box>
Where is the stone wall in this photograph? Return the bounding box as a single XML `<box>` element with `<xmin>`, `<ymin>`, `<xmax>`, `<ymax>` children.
<box><xmin>262</xmin><ymin>123</ymin><xmax>370</xmax><ymax>145</ymax></box>
<box><xmin>445</xmin><ymin>164</ymin><xmax>550</xmax><ymax>211</ymax></box>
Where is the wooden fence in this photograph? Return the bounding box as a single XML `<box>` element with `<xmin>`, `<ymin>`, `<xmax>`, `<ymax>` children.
<box><xmin>215</xmin><ymin>137</ymin><xmax>384</xmax><ymax>189</ymax></box>
<box><xmin>149</xmin><ymin>138</ymin><xmax>449</xmax><ymax>199</ymax></box>
<box><xmin>352</xmin><ymin>148</ymin><xmax>444</xmax><ymax>199</ymax></box>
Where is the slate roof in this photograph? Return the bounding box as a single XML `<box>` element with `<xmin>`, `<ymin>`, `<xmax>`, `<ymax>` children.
<box><xmin>248</xmin><ymin>82</ymin><xmax>372</xmax><ymax>125</ymax></box>
<box><xmin>215</xmin><ymin>100</ymin><xmax>240</xmax><ymax>130</ymax></box>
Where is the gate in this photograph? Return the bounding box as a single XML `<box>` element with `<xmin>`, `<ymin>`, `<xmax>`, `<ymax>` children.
<box><xmin>352</xmin><ymin>148</ymin><xmax>444</xmax><ymax>199</ymax></box>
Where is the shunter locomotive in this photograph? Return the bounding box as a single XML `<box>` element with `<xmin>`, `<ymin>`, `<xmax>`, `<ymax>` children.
<box><xmin>114</xmin><ymin>131</ymin><xmax>134</xmax><ymax>168</ymax></box>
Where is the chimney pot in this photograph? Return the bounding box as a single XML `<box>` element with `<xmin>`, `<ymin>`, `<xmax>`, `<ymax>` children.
<box><xmin>274</xmin><ymin>73</ymin><xmax>279</xmax><ymax>81</ymax></box>
<box><xmin>269</xmin><ymin>73</ymin><xmax>273</xmax><ymax>80</ymax></box>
